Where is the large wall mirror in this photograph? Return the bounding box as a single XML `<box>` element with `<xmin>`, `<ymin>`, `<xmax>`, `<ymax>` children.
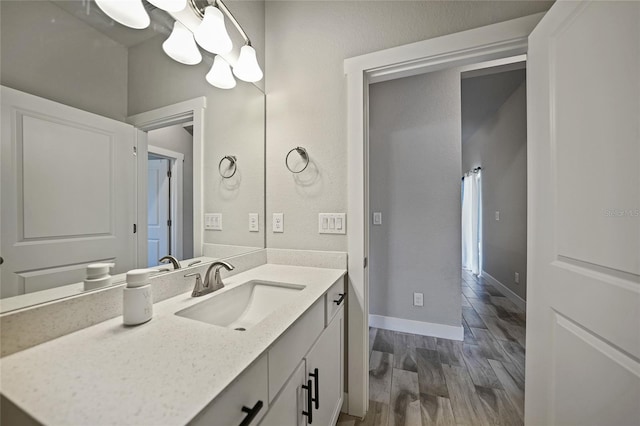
<box><xmin>0</xmin><ymin>0</ymin><xmax>266</xmax><ymax>313</ymax></box>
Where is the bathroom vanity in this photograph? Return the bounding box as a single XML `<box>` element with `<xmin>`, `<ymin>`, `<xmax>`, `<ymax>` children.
<box><xmin>0</xmin><ymin>263</ymin><xmax>346</xmax><ymax>426</ymax></box>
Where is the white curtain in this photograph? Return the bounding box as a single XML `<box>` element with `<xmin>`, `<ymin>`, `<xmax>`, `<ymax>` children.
<box><xmin>462</xmin><ymin>171</ymin><xmax>482</xmax><ymax>275</ymax></box>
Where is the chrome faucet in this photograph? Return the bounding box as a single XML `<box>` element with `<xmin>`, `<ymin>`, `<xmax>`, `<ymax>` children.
<box><xmin>159</xmin><ymin>255</ymin><xmax>181</xmax><ymax>270</ymax></box>
<box><xmin>185</xmin><ymin>261</ymin><xmax>235</xmax><ymax>297</ymax></box>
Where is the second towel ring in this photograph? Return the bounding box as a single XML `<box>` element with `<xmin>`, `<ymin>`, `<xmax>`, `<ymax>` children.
<box><xmin>218</xmin><ymin>155</ymin><xmax>237</xmax><ymax>179</ymax></box>
<box><xmin>286</xmin><ymin>147</ymin><xmax>309</xmax><ymax>173</ymax></box>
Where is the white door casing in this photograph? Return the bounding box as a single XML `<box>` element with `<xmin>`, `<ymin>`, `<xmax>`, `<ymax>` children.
<box><xmin>526</xmin><ymin>2</ymin><xmax>640</xmax><ymax>425</ymax></box>
<box><xmin>147</xmin><ymin>158</ymin><xmax>170</xmax><ymax>267</ymax></box>
<box><xmin>0</xmin><ymin>86</ymin><xmax>136</xmax><ymax>297</ymax></box>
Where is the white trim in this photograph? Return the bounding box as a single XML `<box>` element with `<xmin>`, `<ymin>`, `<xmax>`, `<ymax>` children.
<box><xmin>344</xmin><ymin>13</ymin><xmax>544</xmax><ymax>417</ymax></box>
<box><xmin>369</xmin><ymin>315</ymin><xmax>464</xmax><ymax>341</ymax></box>
<box><xmin>341</xmin><ymin>392</ymin><xmax>349</xmax><ymax>413</ymax></box>
<box><xmin>148</xmin><ymin>145</ymin><xmax>185</xmax><ymax>261</ymax></box>
<box><xmin>481</xmin><ymin>270</ymin><xmax>527</xmax><ymax>311</ymax></box>
<box><xmin>128</xmin><ymin>97</ymin><xmax>206</xmax><ymax>259</ymax></box>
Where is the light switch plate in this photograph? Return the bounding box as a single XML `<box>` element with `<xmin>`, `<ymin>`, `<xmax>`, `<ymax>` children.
<box><xmin>413</xmin><ymin>292</ymin><xmax>424</xmax><ymax>307</ymax></box>
<box><xmin>373</xmin><ymin>212</ymin><xmax>382</xmax><ymax>225</ymax></box>
<box><xmin>205</xmin><ymin>213</ymin><xmax>222</xmax><ymax>230</ymax></box>
<box><xmin>272</xmin><ymin>213</ymin><xmax>284</xmax><ymax>233</ymax></box>
<box><xmin>249</xmin><ymin>213</ymin><xmax>259</xmax><ymax>232</ymax></box>
<box><xmin>495</xmin><ymin>211</ymin><xmax>500</xmax><ymax>221</ymax></box>
<box><xmin>318</xmin><ymin>213</ymin><xmax>346</xmax><ymax>234</ymax></box>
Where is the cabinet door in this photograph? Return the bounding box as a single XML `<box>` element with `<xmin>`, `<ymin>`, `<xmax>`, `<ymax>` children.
<box><xmin>306</xmin><ymin>308</ymin><xmax>344</xmax><ymax>426</ymax></box>
<box><xmin>260</xmin><ymin>360</ymin><xmax>307</xmax><ymax>426</ymax></box>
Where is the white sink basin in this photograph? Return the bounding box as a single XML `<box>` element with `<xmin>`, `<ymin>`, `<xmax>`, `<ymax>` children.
<box><xmin>175</xmin><ymin>280</ymin><xmax>305</xmax><ymax>330</ymax></box>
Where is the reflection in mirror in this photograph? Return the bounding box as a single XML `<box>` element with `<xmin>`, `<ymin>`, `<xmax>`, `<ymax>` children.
<box><xmin>0</xmin><ymin>0</ymin><xmax>265</xmax><ymax>313</ymax></box>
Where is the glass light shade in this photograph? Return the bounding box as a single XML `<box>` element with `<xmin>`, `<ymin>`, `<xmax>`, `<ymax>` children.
<box><xmin>147</xmin><ymin>0</ymin><xmax>186</xmax><ymax>12</ymax></box>
<box><xmin>233</xmin><ymin>45</ymin><xmax>263</xmax><ymax>82</ymax></box>
<box><xmin>194</xmin><ymin>6</ymin><xmax>233</xmax><ymax>55</ymax></box>
<box><xmin>162</xmin><ymin>21</ymin><xmax>202</xmax><ymax>65</ymax></box>
<box><xmin>206</xmin><ymin>56</ymin><xmax>236</xmax><ymax>89</ymax></box>
<box><xmin>95</xmin><ymin>0</ymin><xmax>150</xmax><ymax>29</ymax></box>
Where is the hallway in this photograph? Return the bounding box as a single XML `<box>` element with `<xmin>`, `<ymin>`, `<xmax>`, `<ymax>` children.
<box><xmin>338</xmin><ymin>271</ymin><xmax>526</xmax><ymax>425</ymax></box>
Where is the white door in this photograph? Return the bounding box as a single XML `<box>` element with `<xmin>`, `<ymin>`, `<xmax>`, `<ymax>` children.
<box><xmin>147</xmin><ymin>158</ymin><xmax>170</xmax><ymax>267</ymax></box>
<box><xmin>526</xmin><ymin>2</ymin><xmax>640</xmax><ymax>425</ymax></box>
<box><xmin>0</xmin><ymin>87</ymin><xmax>136</xmax><ymax>297</ymax></box>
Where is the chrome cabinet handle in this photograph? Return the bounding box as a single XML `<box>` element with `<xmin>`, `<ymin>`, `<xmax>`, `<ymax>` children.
<box><xmin>239</xmin><ymin>400</ymin><xmax>263</xmax><ymax>426</ymax></box>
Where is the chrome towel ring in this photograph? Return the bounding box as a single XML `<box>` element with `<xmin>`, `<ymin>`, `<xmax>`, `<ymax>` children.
<box><xmin>218</xmin><ymin>155</ymin><xmax>237</xmax><ymax>178</ymax></box>
<box><xmin>285</xmin><ymin>147</ymin><xmax>309</xmax><ymax>173</ymax></box>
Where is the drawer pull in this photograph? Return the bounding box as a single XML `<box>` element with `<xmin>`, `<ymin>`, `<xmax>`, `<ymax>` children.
<box><xmin>239</xmin><ymin>400</ymin><xmax>263</xmax><ymax>426</ymax></box>
<box><xmin>309</xmin><ymin>368</ymin><xmax>320</xmax><ymax>409</ymax></box>
<box><xmin>333</xmin><ymin>293</ymin><xmax>346</xmax><ymax>305</ymax></box>
<box><xmin>302</xmin><ymin>379</ymin><xmax>313</xmax><ymax>424</ymax></box>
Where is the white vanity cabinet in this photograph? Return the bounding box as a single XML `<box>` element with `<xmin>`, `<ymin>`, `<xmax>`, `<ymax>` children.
<box><xmin>261</xmin><ymin>279</ymin><xmax>345</xmax><ymax>426</ymax></box>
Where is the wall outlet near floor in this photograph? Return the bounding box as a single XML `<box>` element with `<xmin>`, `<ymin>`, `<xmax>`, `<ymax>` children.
<box><xmin>413</xmin><ymin>292</ymin><xmax>424</xmax><ymax>307</ymax></box>
<box><xmin>515</xmin><ymin>272</ymin><xmax>520</xmax><ymax>284</ymax></box>
<box><xmin>272</xmin><ymin>213</ymin><xmax>284</xmax><ymax>233</ymax></box>
<box><xmin>204</xmin><ymin>213</ymin><xmax>222</xmax><ymax>230</ymax></box>
<box><xmin>249</xmin><ymin>213</ymin><xmax>259</xmax><ymax>232</ymax></box>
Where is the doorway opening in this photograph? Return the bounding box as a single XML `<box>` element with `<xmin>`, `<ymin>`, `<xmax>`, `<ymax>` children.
<box><xmin>359</xmin><ymin>55</ymin><xmax>528</xmax><ymax>425</ymax></box>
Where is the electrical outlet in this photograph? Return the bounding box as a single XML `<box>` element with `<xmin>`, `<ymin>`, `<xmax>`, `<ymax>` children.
<box><xmin>495</xmin><ymin>211</ymin><xmax>500</xmax><ymax>221</ymax></box>
<box><xmin>413</xmin><ymin>292</ymin><xmax>424</xmax><ymax>307</ymax></box>
<box><xmin>249</xmin><ymin>213</ymin><xmax>259</xmax><ymax>232</ymax></box>
<box><xmin>515</xmin><ymin>272</ymin><xmax>520</xmax><ymax>284</ymax></box>
<box><xmin>272</xmin><ymin>213</ymin><xmax>284</xmax><ymax>233</ymax></box>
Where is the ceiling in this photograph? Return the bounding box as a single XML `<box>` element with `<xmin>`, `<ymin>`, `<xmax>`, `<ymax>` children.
<box><xmin>51</xmin><ymin>0</ymin><xmax>171</xmax><ymax>47</ymax></box>
<box><xmin>461</xmin><ymin>67</ymin><xmax>526</xmax><ymax>145</ymax></box>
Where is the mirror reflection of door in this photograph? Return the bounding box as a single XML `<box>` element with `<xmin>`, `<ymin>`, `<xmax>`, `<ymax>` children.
<box><xmin>147</xmin><ymin>156</ymin><xmax>171</xmax><ymax>267</ymax></box>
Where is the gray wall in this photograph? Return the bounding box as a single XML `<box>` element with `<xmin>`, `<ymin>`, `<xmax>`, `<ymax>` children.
<box><xmin>148</xmin><ymin>125</ymin><xmax>194</xmax><ymax>259</ymax></box>
<box><xmin>462</xmin><ymin>79</ymin><xmax>527</xmax><ymax>300</ymax></box>
<box><xmin>264</xmin><ymin>1</ymin><xmax>553</xmax><ymax>252</ymax></box>
<box><xmin>0</xmin><ymin>0</ymin><xmax>128</xmax><ymax>121</ymax></box>
<box><xmin>369</xmin><ymin>70</ymin><xmax>462</xmax><ymax>327</ymax></box>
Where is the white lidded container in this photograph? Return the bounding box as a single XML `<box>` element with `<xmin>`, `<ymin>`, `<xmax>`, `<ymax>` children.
<box><xmin>123</xmin><ymin>269</ymin><xmax>154</xmax><ymax>325</ymax></box>
<box><xmin>84</xmin><ymin>262</ymin><xmax>115</xmax><ymax>291</ymax></box>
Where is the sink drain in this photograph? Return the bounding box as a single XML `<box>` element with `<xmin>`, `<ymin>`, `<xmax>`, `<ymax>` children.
<box><xmin>234</xmin><ymin>327</ymin><xmax>246</xmax><ymax>331</ymax></box>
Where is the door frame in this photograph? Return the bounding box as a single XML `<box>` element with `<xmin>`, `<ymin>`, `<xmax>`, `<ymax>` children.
<box><xmin>127</xmin><ymin>97</ymin><xmax>206</xmax><ymax>267</ymax></box>
<box><xmin>343</xmin><ymin>12</ymin><xmax>545</xmax><ymax>417</ymax></box>
<box><xmin>148</xmin><ymin>145</ymin><xmax>185</xmax><ymax>261</ymax></box>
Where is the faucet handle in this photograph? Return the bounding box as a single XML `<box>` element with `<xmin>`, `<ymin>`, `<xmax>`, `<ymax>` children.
<box><xmin>185</xmin><ymin>273</ymin><xmax>206</xmax><ymax>297</ymax></box>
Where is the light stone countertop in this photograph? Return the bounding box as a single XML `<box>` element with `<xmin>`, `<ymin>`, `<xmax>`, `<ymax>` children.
<box><xmin>0</xmin><ymin>264</ymin><xmax>346</xmax><ymax>426</ymax></box>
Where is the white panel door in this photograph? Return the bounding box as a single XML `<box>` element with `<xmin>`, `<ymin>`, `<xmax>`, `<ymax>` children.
<box><xmin>260</xmin><ymin>359</ymin><xmax>307</xmax><ymax>426</ymax></box>
<box><xmin>147</xmin><ymin>158</ymin><xmax>170</xmax><ymax>267</ymax></box>
<box><xmin>526</xmin><ymin>2</ymin><xmax>640</xmax><ymax>425</ymax></box>
<box><xmin>0</xmin><ymin>86</ymin><xmax>136</xmax><ymax>297</ymax></box>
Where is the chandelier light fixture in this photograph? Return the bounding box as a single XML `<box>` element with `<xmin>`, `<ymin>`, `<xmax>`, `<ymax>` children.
<box><xmin>94</xmin><ymin>0</ymin><xmax>263</xmax><ymax>89</ymax></box>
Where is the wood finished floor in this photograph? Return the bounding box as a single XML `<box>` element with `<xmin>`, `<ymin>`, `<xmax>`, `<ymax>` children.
<box><xmin>337</xmin><ymin>271</ymin><xmax>526</xmax><ymax>426</ymax></box>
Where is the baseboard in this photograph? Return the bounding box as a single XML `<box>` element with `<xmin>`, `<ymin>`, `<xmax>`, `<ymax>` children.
<box><xmin>341</xmin><ymin>392</ymin><xmax>349</xmax><ymax>413</ymax></box>
<box><xmin>480</xmin><ymin>270</ymin><xmax>526</xmax><ymax>311</ymax></box>
<box><xmin>369</xmin><ymin>314</ymin><xmax>463</xmax><ymax>341</ymax></box>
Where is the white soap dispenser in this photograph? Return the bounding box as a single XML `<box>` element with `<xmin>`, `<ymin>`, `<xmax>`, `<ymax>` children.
<box><xmin>84</xmin><ymin>262</ymin><xmax>115</xmax><ymax>291</ymax></box>
<box><xmin>123</xmin><ymin>269</ymin><xmax>154</xmax><ymax>326</ymax></box>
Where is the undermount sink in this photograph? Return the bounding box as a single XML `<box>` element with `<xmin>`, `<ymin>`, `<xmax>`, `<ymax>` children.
<box><xmin>175</xmin><ymin>280</ymin><xmax>305</xmax><ymax>330</ymax></box>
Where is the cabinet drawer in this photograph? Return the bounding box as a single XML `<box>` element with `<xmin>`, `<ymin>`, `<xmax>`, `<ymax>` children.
<box><xmin>189</xmin><ymin>355</ymin><xmax>268</xmax><ymax>426</ymax></box>
<box><xmin>268</xmin><ymin>299</ymin><xmax>324</xmax><ymax>401</ymax></box>
<box><xmin>325</xmin><ymin>279</ymin><xmax>345</xmax><ymax>326</ymax></box>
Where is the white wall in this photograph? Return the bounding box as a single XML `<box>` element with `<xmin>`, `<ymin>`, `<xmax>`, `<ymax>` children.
<box><xmin>148</xmin><ymin>125</ymin><xmax>194</xmax><ymax>259</ymax></box>
<box><xmin>369</xmin><ymin>70</ymin><xmax>462</xmax><ymax>327</ymax></box>
<box><xmin>0</xmin><ymin>0</ymin><xmax>128</xmax><ymax>121</ymax></box>
<box><xmin>264</xmin><ymin>0</ymin><xmax>553</xmax><ymax>251</ymax></box>
<box><xmin>128</xmin><ymin>0</ymin><xmax>266</xmax><ymax>251</ymax></box>
<box><xmin>462</xmin><ymin>78</ymin><xmax>528</xmax><ymax>300</ymax></box>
